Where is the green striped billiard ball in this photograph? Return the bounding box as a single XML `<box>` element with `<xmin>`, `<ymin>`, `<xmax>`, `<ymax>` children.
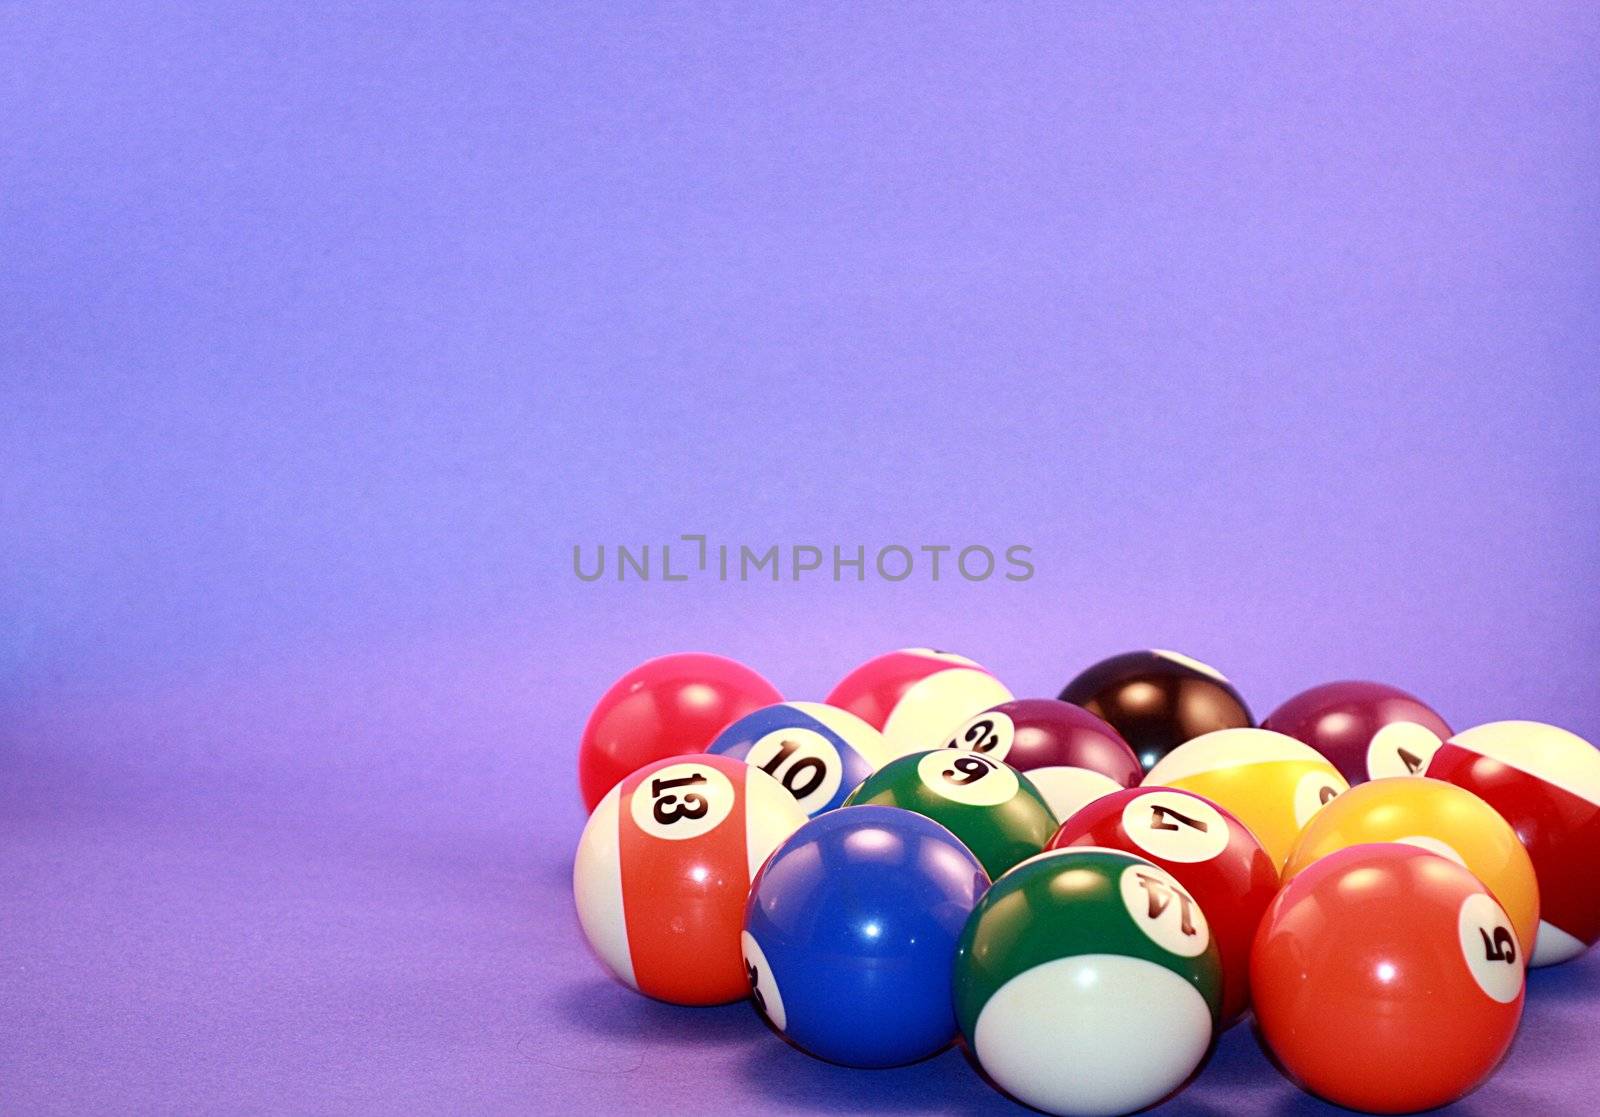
<box><xmin>953</xmin><ymin>847</ymin><xmax>1222</xmax><ymax>1116</ymax></box>
<box><xmin>842</xmin><ymin>750</ymin><xmax>1057</xmax><ymax>878</ymax></box>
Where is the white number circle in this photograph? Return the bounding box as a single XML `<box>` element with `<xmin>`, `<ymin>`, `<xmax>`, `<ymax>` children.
<box><xmin>1122</xmin><ymin>791</ymin><xmax>1230</xmax><ymax>864</ymax></box>
<box><xmin>1366</xmin><ymin>722</ymin><xmax>1444</xmax><ymax>780</ymax></box>
<box><xmin>945</xmin><ymin>710</ymin><xmax>1016</xmax><ymax>762</ymax></box>
<box><xmin>1292</xmin><ymin>768</ymin><xmax>1345</xmax><ymax>828</ymax></box>
<box><xmin>745</xmin><ymin>728</ymin><xmax>844</xmax><ymax>815</ymax></box>
<box><xmin>629</xmin><ymin>762</ymin><xmax>735</xmax><ymax>841</ymax></box>
<box><xmin>1457</xmin><ymin>892</ymin><xmax>1524</xmax><ymax>1004</ymax></box>
<box><xmin>1119</xmin><ymin>863</ymin><xmax>1210</xmax><ymax>957</ymax></box>
<box><xmin>917</xmin><ymin>750</ymin><xmax>1018</xmax><ymax>807</ymax></box>
<box><xmin>741</xmin><ymin>931</ymin><xmax>788</xmax><ymax>1030</ymax></box>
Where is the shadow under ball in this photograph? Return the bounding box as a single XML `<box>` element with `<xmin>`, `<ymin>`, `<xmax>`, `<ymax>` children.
<box><xmin>1060</xmin><ymin>650</ymin><xmax>1254</xmax><ymax>773</ymax></box>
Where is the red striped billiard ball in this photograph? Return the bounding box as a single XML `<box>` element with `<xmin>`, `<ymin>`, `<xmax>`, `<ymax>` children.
<box><xmin>826</xmin><ymin>648</ymin><xmax>1013</xmax><ymax>760</ymax></box>
<box><xmin>572</xmin><ymin>753</ymin><xmax>807</xmax><ymax>1004</ymax></box>
<box><xmin>1427</xmin><ymin>720</ymin><xmax>1600</xmax><ymax>966</ymax></box>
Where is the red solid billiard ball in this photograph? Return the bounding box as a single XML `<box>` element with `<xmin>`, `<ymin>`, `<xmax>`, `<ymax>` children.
<box><xmin>941</xmin><ymin>698</ymin><xmax>1141</xmax><ymax>821</ymax></box>
<box><xmin>1059</xmin><ymin>650</ymin><xmax>1252</xmax><ymax>773</ymax></box>
<box><xmin>1427</xmin><ymin>719</ymin><xmax>1600</xmax><ymax>966</ymax></box>
<box><xmin>1048</xmin><ymin>785</ymin><xmax>1276</xmax><ymax>1026</ymax></box>
<box><xmin>1262</xmin><ymin>680</ymin><xmax>1452</xmax><ymax>784</ymax></box>
<box><xmin>826</xmin><ymin>648</ymin><xmax>1012</xmax><ymax>760</ymax></box>
<box><xmin>578</xmin><ymin>653</ymin><xmax>783</xmax><ymax>810</ymax></box>
<box><xmin>1252</xmin><ymin>844</ymin><xmax>1524</xmax><ymax>1113</ymax></box>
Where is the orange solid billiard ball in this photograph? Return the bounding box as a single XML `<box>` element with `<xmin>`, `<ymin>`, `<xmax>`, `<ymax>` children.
<box><xmin>1252</xmin><ymin>844</ymin><xmax>1525</xmax><ymax>1113</ymax></box>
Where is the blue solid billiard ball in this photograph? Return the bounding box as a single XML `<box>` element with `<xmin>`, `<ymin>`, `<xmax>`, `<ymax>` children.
<box><xmin>707</xmin><ymin>701</ymin><xmax>891</xmax><ymax>817</ymax></box>
<box><xmin>740</xmin><ymin>805</ymin><xmax>990</xmax><ymax>1067</ymax></box>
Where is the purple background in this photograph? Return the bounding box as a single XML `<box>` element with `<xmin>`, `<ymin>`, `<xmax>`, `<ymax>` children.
<box><xmin>5</xmin><ymin>3</ymin><xmax>1599</xmax><ymax>1113</ymax></box>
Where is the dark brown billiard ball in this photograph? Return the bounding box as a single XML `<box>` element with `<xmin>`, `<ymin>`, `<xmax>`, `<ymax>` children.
<box><xmin>1059</xmin><ymin>650</ymin><xmax>1253</xmax><ymax>773</ymax></box>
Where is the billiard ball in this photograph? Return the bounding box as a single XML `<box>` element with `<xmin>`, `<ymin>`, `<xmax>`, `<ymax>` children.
<box><xmin>578</xmin><ymin>652</ymin><xmax>783</xmax><ymax>810</ymax></box>
<box><xmin>1427</xmin><ymin>720</ymin><xmax>1600</xmax><ymax>966</ymax></box>
<box><xmin>843</xmin><ymin>750</ymin><xmax>1056</xmax><ymax>879</ymax></box>
<box><xmin>1252</xmin><ymin>844</ymin><xmax>1524</xmax><ymax>1113</ymax></box>
<box><xmin>941</xmin><ymin>698</ymin><xmax>1142</xmax><ymax>819</ymax></box>
<box><xmin>1262</xmin><ymin>680</ymin><xmax>1452</xmax><ymax>784</ymax></box>
<box><xmin>1142</xmin><ymin>728</ymin><xmax>1348</xmax><ymax>869</ymax></box>
<box><xmin>572</xmin><ymin>753</ymin><xmax>807</xmax><ymax>1005</ymax></box>
<box><xmin>1283</xmin><ymin>776</ymin><xmax>1539</xmax><ymax>956</ymax></box>
<box><xmin>707</xmin><ymin>701</ymin><xmax>891</xmax><ymax>817</ymax></box>
<box><xmin>741</xmin><ymin>805</ymin><xmax>989</xmax><ymax>1067</ymax></box>
<box><xmin>954</xmin><ymin>847</ymin><xmax>1222</xmax><ymax>1116</ymax></box>
<box><xmin>1059</xmin><ymin>650</ymin><xmax>1253</xmax><ymax>773</ymax></box>
<box><xmin>1048</xmin><ymin>787</ymin><xmax>1276</xmax><ymax>1027</ymax></box>
<box><xmin>826</xmin><ymin>648</ymin><xmax>1013</xmax><ymax>759</ymax></box>
<box><xmin>1022</xmin><ymin>767</ymin><xmax>1126</xmax><ymax>827</ymax></box>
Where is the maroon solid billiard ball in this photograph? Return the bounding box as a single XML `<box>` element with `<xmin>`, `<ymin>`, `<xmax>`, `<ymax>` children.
<box><xmin>1059</xmin><ymin>650</ymin><xmax>1253</xmax><ymax>773</ymax></box>
<box><xmin>1263</xmin><ymin>680</ymin><xmax>1451</xmax><ymax>784</ymax></box>
<box><xmin>942</xmin><ymin>699</ymin><xmax>1141</xmax><ymax>821</ymax></box>
<box><xmin>1049</xmin><ymin>785</ymin><xmax>1276</xmax><ymax>1026</ymax></box>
